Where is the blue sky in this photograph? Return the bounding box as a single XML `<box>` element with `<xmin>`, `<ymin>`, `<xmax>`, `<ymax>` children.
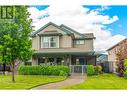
<box><xmin>84</xmin><ymin>5</ymin><xmax>127</xmax><ymax>36</ymax></box>
<box><xmin>32</xmin><ymin>5</ymin><xmax>127</xmax><ymax>37</ymax></box>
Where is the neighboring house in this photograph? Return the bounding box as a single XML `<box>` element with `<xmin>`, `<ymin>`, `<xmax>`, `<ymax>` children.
<box><xmin>31</xmin><ymin>22</ymin><xmax>96</xmax><ymax>74</ymax></box>
<box><xmin>107</xmin><ymin>38</ymin><xmax>127</xmax><ymax>72</ymax></box>
<box><xmin>97</xmin><ymin>54</ymin><xmax>108</xmax><ymax>64</ymax></box>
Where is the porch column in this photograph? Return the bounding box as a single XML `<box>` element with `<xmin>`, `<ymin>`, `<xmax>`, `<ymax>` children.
<box><xmin>63</xmin><ymin>56</ymin><xmax>67</xmax><ymax>65</ymax></box>
<box><xmin>54</xmin><ymin>57</ymin><xmax>57</xmax><ymax>64</ymax></box>
<box><xmin>69</xmin><ymin>55</ymin><xmax>72</xmax><ymax>66</ymax></box>
<box><xmin>32</xmin><ymin>56</ymin><xmax>38</xmax><ymax>65</ymax></box>
<box><xmin>45</xmin><ymin>57</ymin><xmax>48</xmax><ymax>64</ymax></box>
<box><xmin>66</xmin><ymin>55</ymin><xmax>71</xmax><ymax>66</ymax></box>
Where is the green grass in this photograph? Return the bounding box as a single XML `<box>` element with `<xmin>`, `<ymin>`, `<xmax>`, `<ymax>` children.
<box><xmin>64</xmin><ymin>74</ymin><xmax>127</xmax><ymax>89</ymax></box>
<box><xmin>0</xmin><ymin>75</ymin><xmax>66</xmax><ymax>89</ymax></box>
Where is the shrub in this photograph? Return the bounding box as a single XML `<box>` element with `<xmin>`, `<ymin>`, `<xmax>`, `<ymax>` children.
<box><xmin>124</xmin><ymin>71</ymin><xmax>127</xmax><ymax>79</ymax></box>
<box><xmin>124</xmin><ymin>59</ymin><xmax>127</xmax><ymax>78</ymax></box>
<box><xmin>86</xmin><ymin>65</ymin><xmax>95</xmax><ymax>76</ymax></box>
<box><xmin>94</xmin><ymin>65</ymin><xmax>102</xmax><ymax>75</ymax></box>
<box><xmin>124</xmin><ymin>59</ymin><xmax>127</xmax><ymax>70</ymax></box>
<box><xmin>18</xmin><ymin>65</ymin><xmax>70</xmax><ymax>76</ymax></box>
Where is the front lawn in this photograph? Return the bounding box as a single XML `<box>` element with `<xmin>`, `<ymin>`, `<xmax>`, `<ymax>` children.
<box><xmin>0</xmin><ymin>75</ymin><xmax>66</xmax><ymax>89</ymax></box>
<box><xmin>64</xmin><ymin>74</ymin><xmax>127</xmax><ymax>89</ymax></box>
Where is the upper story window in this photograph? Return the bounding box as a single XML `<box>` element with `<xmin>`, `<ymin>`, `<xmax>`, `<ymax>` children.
<box><xmin>41</xmin><ymin>36</ymin><xmax>59</xmax><ymax>48</ymax></box>
<box><xmin>75</xmin><ymin>40</ymin><xmax>85</xmax><ymax>45</ymax></box>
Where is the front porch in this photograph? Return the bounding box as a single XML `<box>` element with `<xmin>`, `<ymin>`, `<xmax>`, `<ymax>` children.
<box><xmin>32</xmin><ymin>52</ymin><xmax>96</xmax><ymax>74</ymax></box>
<box><xmin>32</xmin><ymin>55</ymin><xmax>96</xmax><ymax>66</ymax></box>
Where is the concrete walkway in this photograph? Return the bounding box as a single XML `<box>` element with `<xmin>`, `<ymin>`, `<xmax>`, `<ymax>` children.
<box><xmin>32</xmin><ymin>74</ymin><xmax>85</xmax><ymax>90</ymax></box>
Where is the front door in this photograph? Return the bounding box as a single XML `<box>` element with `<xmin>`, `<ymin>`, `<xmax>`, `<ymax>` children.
<box><xmin>79</xmin><ymin>58</ymin><xmax>85</xmax><ymax>65</ymax></box>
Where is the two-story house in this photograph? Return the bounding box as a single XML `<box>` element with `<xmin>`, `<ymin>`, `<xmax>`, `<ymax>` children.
<box><xmin>31</xmin><ymin>22</ymin><xmax>96</xmax><ymax>73</ymax></box>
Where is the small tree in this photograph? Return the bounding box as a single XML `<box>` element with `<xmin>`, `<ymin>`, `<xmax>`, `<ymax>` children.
<box><xmin>115</xmin><ymin>39</ymin><xmax>127</xmax><ymax>77</ymax></box>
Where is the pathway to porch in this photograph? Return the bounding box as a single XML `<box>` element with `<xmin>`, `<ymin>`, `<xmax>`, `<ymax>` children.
<box><xmin>31</xmin><ymin>74</ymin><xmax>85</xmax><ymax>90</ymax></box>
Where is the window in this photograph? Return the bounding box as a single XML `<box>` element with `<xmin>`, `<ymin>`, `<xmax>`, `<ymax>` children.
<box><xmin>75</xmin><ymin>40</ymin><xmax>85</xmax><ymax>45</ymax></box>
<box><xmin>41</xmin><ymin>36</ymin><xmax>59</xmax><ymax>48</ymax></box>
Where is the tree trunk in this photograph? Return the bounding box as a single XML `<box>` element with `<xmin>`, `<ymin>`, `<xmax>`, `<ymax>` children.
<box><xmin>3</xmin><ymin>63</ymin><xmax>6</xmax><ymax>75</ymax></box>
<box><xmin>12</xmin><ymin>61</ymin><xmax>15</xmax><ymax>82</ymax></box>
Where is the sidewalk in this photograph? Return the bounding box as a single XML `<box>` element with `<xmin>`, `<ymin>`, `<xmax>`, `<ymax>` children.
<box><xmin>32</xmin><ymin>74</ymin><xmax>85</xmax><ymax>90</ymax></box>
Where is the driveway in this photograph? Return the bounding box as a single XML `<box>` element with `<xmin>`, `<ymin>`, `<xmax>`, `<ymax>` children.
<box><xmin>32</xmin><ymin>74</ymin><xmax>85</xmax><ymax>90</ymax></box>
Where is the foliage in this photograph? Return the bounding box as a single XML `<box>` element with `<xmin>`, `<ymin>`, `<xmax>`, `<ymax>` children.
<box><xmin>0</xmin><ymin>75</ymin><xmax>66</xmax><ymax>89</ymax></box>
<box><xmin>86</xmin><ymin>65</ymin><xmax>102</xmax><ymax>76</ymax></box>
<box><xmin>124</xmin><ymin>71</ymin><xmax>127</xmax><ymax>79</ymax></box>
<box><xmin>0</xmin><ymin>6</ymin><xmax>33</xmax><ymax>82</ymax></box>
<box><xmin>86</xmin><ymin>65</ymin><xmax>95</xmax><ymax>76</ymax></box>
<box><xmin>59</xmin><ymin>71</ymin><xmax>68</xmax><ymax>76</ymax></box>
<box><xmin>94</xmin><ymin>65</ymin><xmax>102</xmax><ymax>75</ymax></box>
<box><xmin>115</xmin><ymin>39</ymin><xmax>127</xmax><ymax>77</ymax></box>
<box><xmin>124</xmin><ymin>59</ymin><xmax>127</xmax><ymax>70</ymax></box>
<box><xmin>18</xmin><ymin>65</ymin><xmax>70</xmax><ymax>76</ymax></box>
<box><xmin>124</xmin><ymin>59</ymin><xmax>127</xmax><ymax>78</ymax></box>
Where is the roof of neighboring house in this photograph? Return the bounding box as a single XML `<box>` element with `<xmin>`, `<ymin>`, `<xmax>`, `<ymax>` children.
<box><xmin>32</xmin><ymin>22</ymin><xmax>95</xmax><ymax>39</ymax></box>
<box><xmin>97</xmin><ymin>54</ymin><xmax>108</xmax><ymax>62</ymax></box>
<box><xmin>107</xmin><ymin>38</ymin><xmax>127</xmax><ymax>51</ymax></box>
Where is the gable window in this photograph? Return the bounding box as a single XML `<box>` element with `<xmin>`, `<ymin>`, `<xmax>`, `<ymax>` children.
<box><xmin>75</xmin><ymin>40</ymin><xmax>85</xmax><ymax>45</ymax></box>
<box><xmin>41</xmin><ymin>36</ymin><xmax>59</xmax><ymax>48</ymax></box>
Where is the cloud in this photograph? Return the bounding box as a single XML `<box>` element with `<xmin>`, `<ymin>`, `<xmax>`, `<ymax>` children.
<box><xmin>28</xmin><ymin>1</ymin><xmax>126</xmax><ymax>52</ymax></box>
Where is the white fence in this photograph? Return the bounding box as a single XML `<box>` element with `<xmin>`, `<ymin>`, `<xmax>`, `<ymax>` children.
<box><xmin>70</xmin><ymin>65</ymin><xmax>87</xmax><ymax>75</ymax></box>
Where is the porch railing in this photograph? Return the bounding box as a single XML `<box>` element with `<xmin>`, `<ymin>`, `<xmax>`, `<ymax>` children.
<box><xmin>69</xmin><ymin>65</ymin><xmax>87</xmax><ymax>75</ymax></box>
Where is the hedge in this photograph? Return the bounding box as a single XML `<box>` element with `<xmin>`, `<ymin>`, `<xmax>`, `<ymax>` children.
<box><xmin>18</xmin><ymin>65</ymin><xmax>70</xmax><ymax>76</ymax></box>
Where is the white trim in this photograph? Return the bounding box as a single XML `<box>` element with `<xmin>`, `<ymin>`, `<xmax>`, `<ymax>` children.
<box><xmin>41</xmin><ymin>36</ymin><xmax>59</xmax><ymax>48</ymax></box>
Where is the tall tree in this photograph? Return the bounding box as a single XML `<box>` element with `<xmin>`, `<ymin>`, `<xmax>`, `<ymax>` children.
<box><xmin>0</xmin><ymin>6</ymin><xmax>33</xmax><ymax>82</ymax></box>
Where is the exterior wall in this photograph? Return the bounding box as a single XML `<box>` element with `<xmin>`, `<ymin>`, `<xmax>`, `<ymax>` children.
<box><xmin>59</xmin><ymin>35</ymin><xmax>72</xmax><ymax>48</ymax></box>
<box><xmin>87</xmin><ymin>56</ymin><xmax>96</xmax><ymax>65</ymax></box>
<box><xmin>32</xmin><ymin>36</ymin><xmax>40</xmax><ymax>50</ymax></box>
<box><xmin>74</xmin><ymin>39</ymin><xmax>93</xmax><ymax>51</ymax></box>
<box><xmin>108</xmin><ymin>48</ymin><xmax>117</xmax><ymax>62</ymax></box>
<box><xmin>108</xmin><ymin>47</ymin><xmax>118</xmax><ymax>73</ymax></box>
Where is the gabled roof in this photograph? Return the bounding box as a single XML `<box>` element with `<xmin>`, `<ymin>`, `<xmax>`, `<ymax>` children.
<box><xmin>31</xmin><ymin>22</ymin><xmax>72</xmax><ymax>37</ymax></box>
<box><xmin>82</xmin><ymin>33</ymin><xmax>95</xmax><ymax>39</ymax></box>
<box><xmin>32</xmin><ymin>22</ymin><xmax>95</xmax><ymax>39</ymax></box>
<box><xmin>60</xmin><ymin>24</ymin><xmax>85</xmax><ymax>38</ymax></box>
<box><xmin>107</xmin><ymin>38</ymin><xmax>127</xmax><ymax>51</ymax></box>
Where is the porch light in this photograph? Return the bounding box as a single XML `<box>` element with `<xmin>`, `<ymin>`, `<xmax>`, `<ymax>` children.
<box><xmin>42</xmin><ymin>57</ymin><xmax>45</xmax><ymax>59</ymax></box>
<box><xmin>76</xmin><ymin>59</ymin><xmax>79</xmax><ymax>62</ymax></box>
<box><xmin>62</xmin><ymin>60</ymin><xmax>64</xmax><ymax>63</ymax></box>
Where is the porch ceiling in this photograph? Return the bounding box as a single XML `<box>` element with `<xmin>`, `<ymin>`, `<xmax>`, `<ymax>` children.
<box><xmin>33</xmin><ymin>51</ymin><xmax>96</xmax><ymax>56</ymax></box>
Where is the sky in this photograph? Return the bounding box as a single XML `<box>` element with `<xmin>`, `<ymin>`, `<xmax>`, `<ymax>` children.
<box><xmin>85</xmin><ymin>5</ymin><xmax>127</xmax><ymax>36</ymax></box>
<box><xmin>28</xmin><ymin>3</ymin><xmax>127</xmax><ymax>52</ymax></box>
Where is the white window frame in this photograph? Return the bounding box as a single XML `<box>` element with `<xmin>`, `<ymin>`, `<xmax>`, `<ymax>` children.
<box><xmin>41</xmin><ymin>36</ymin><xmax>59</xmax><ymax>48</ymax></box>
<box><xmin>75</xmin><ymin>40</ymin><xmax>85</xmax><ymax>45</ymax></box>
